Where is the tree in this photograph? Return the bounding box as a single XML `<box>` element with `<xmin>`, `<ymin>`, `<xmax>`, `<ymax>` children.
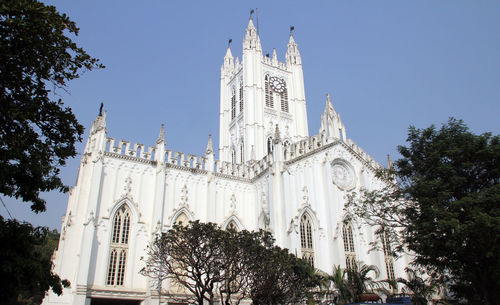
<box><xmin>142</xmin><ymin>221</ymin><xmax>225</xmax><ymax>305</ymax></box>
<box><xmin>142</xmin><ymin>221</ymin><xmax>320</xmax><ymax>305</ymax></box>
<box><xmin>324</xmin><ymin>265</ymin><xmax>350</xmax><ymax>305</ymax></box>
<box><xmin>247</xmin><ymin>246</ymin><xmax>319</xmax><ymax>305</ymax></box>
<box><xmin>0</xmin><ymin>0</ymin><xmax>104</xmax><ymax>212</ymax></box>
<box><xmin>394</xmin><ymin>268</ymin><xmax>439</xmax><ymax>305</ymax></box>
<box><xmin>0</xmin><ymin>216</ymin><xmax>69</xmax><ymax>305</ymax></box>
<box><xmin>322</xmin><ymin>264</ymin><xmax>383</xmax><ymax>305</ymax></box>
<box><xmin>345</xmin><ymin>263</ymin><xmax>381</xmax><ymax>302</ymax></box>
<box><xmin>346</xmin><ymin>118</ymin><xmax>500</xmax><ymax>304</ymax></box>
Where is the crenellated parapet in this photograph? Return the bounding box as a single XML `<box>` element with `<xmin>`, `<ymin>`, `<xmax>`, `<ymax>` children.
<box><xmin>103</xmin><ymin>134</ymin><xmax>274</xmax><ymax>181</ymax></box>
<box><xmin>262</xmin><ymin>54</ymin><xmax>288</xmax><ymax>71</ymax></box>
<box><xmin>282</xmin><ymin>133</ymin><xmax>383</xmax><ymax>172</ymax></box>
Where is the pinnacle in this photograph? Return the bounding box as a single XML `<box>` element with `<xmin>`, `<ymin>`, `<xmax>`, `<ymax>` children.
<box><xmin>225</xmin><ymin>46</ymin><xmax>233</xmax><ymax>58</ymax></box>
<box><xmin>246</xmin><ymin>18</ymin><xmax>256</xmax><ymax>30</ymax></box>
<box><xmin>157</xmin><ymin>124</ymin><xmax>165</xmax><ymax>144</ymax></box>
<box><xmin>325</xmin><ymin>93</ymin><xmax>335</xmax><ymax>114</ymax></box>
<box><xmin>206</xmin><ymin>134</ymin><xmax>213</xmax><ymax>155</ymax></box>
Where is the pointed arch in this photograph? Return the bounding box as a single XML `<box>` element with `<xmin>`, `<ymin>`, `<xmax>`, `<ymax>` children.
<box><xmin>108</xmin><ymin>197</ymin><xmax>139</xmax><ymax>223</ymax></box>
<box><xmin>342</xmin><ymin>222</ymin><xmax>356</xmax><ymax>270</ymax></box>
<box><xmin>267</xmin><ymin>136</ymin><xmax>274</xmax><ymax>155</ymax></box>
<box><xmin>283</xmin><ymin>139</ymin><xmax>291</xmax><ymax>158</ymax></box>
<box><xmin>106</xmin><ymin>203</ymin><xmax>131</xmax><ymax>286</ymax></box>
<box><xmin>264</xmin><ymin>74</ymin><xmax>273</xmax><ymax>108</ymax></box>
<box><xmin>231</xmin><ymin>87</ymin><xmax>236</xmax><ymax>120</ymax></box>
<box><xmin>380</xmin><ymin>229</ymin><xmax>396</xmax><ymax>282</ymax></box>
<box><xmin>280</xmin><ymin>84</ymin><xmax>289</xmax><ymax>113</ymax></box>
<box><xmin>169</xmin><ymin>207</ymin><xmax>194</xmax><ymax>228</ymax></box>
<box><xmin>222</xmin><ymin>215</ymin><xmax>244</xmax><ymax>231</ymax></box>
<box><xmin>239</xmin><ymin>79</ymin><xmax>244</xmax><ymax>113</ymax></box>
<box><xmin>300</xmin><ymin>213</ymin><xmax>315</xmax><ymax>267</ymax></box>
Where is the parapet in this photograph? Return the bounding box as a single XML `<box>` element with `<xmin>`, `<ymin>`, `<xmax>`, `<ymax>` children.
<box><xmin>103</xmin><ymin>137</ymin><xmax>272</xmax><ymax>181</ymax></box>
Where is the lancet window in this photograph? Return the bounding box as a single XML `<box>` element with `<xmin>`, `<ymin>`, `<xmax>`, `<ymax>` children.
<box><xmin>239</xmin><ymin>80</ymin><xmax>243</xmax><ymax>113</ymax></box>
<box><xmin>265</xmin><ymin>75</ymin><xmax>274</xmax><ymax>108</ymax></box>
<box><xmin>280</xmin><ymin>87</ymin><xmax>289</xmax><ymax>113</ymax></box>
<box><xmin>342</xmin><ymin>223</ymin><xmax>356</xmax><ymax>270</ymax></box>
<box><xmin>175</xmin><ymin>212</ymin><xmax>189</xmax><ymax>226</ymax></box>
<box><xmin>231</xmin><ymin>149</ymin><xmax>236</xmax><ymax>164</ymax></box>
<box><xmin>226</xmin><ymin>220</ymin><xmax>238</xmax><ymax>231</ymax></box>
<box><xmin>283</xmin><ymin>140</ymin><xmax>290</xmax><ymax>158</ymax></box>
<box><xmin>300</xmin><ymin>214</ymin><xmax>314</xmax><ymax>267</ymax></box>
<box><xmin>267</xmin><ymin>136</ymin><xmax>273</xmax><ymax>155</ymax></box>
<box><xmin>240</xmin><ymin>142</ymin><xmax>244</xmax><ymax>164</ymax></box>
<box><xmin>231</xmin><ymin>88</ymin><xmax>236</xmax><ymax>120</ymax></box>
<box><xmin>106</xmin><ymin>204</ymin><xmax>131</xmax><ymax>286</ymax></box>
<box><xmin>381</xmin><ymin>230</ymin><xmax>396</xmax><ymax>281</ymax></box>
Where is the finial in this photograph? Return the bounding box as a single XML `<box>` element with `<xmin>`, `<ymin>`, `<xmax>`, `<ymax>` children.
<box><xmin>98</xmin><ymin>102</ymin><xmax>103</xmax><ymax>116</ymax></box>
<box><xmin>326</xmin><ymin>93</ymin><xmax>331</xmax><ymax>103</ymax></box>
<box><xmin>250</xmin><ymin>9</ymin><xmax>254</xmax><ymax>19</ymax></box>
<box><xmin>157</xmin><ymin>124</ymin><xmax>165</xmax><ymax>144</ymax></box>
<box><xmin>387</xmin><ymin>154</ymin><xmax>393</xmax><ymax>170</ymax></box>
<box><xmin>206</xmin><ymin>134</ymin><xmax>213</xmax><ymax>155</ymax></box>
<box><xmin>274</xmin><ymin>124</ymin><xmax>281</xmax><ymax>144</ymax></box>
<box><xmin>228</xmin><ymin>38</ymin><xmax>232</xmax><ymax>48</ymax></box>
<box><xmin>290</xmin><ymin>25</ymin><xmax>295</xmax><ymax>35</ymax></box>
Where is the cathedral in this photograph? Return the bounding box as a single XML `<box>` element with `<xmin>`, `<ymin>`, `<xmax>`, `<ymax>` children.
<box><xmin>44</xmin><ymin>18</ymin><xmax>410</xmax><ymax>305</ymax></box>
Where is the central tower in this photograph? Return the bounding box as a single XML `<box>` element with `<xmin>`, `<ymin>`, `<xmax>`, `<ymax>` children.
<box><xmin>219</xmin><ymin>18</ymin><xmax>309</xmax><ymax>163</ymax></box>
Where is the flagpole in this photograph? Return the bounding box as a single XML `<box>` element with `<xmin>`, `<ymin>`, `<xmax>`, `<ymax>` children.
<box><xmin>255</xmin><ymin>8</ymin><xmax>259</xmax><ymax>35</ymax></box>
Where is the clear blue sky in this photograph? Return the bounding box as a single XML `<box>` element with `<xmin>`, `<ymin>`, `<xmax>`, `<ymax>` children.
<box><xmin>2</xmin><ymin>1</ymin><xmax>499</xmax><ymax>229</ymax></box>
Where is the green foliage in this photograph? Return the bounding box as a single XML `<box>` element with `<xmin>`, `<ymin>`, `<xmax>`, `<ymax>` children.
<box><xmin>323</xmin><ymin>263</ymin><xmax>383</xmax><ymax>305</ymax></box>
<box><xmin>346</xmin><ymin>118</ymin><xmax>500</xmax><ymax>304</ymax></box>
<box><xmin>0</xmin><ymin>0</ymin><xmax>104</xmax><ymax>212</ymax></box>
<box><xmin>142</xmin><ymin>221</ymin><xmax>320</xmax><ymax>305</ymax></box>
<box><xmin>395</xmin><ymin>269</ymin><xmax>439</xmax><ymax>305</ymax></box>
<box><xmin>0</xmin><ymin>216</ymin><xmax>69</xmax><ymax>305</ymax></box>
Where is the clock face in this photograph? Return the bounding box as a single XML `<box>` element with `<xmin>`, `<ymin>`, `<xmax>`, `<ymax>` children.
<box><xmin>269</xmin><ymin>76</ymin><xmax>286</xmax><ymax>94</ymax></box>
<box><xmin>331</xmin><ymin>160</ymin><xmax>356</xmax><ymax>190</ymax></box>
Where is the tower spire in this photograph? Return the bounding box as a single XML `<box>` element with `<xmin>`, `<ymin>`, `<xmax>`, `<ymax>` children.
<box><xmin>387</xmin><ymin>154</ymin><xmax>394</xmax><ymax>170</ymax></box>
<box><xmin>223</xmin><ymin>44</ymin><xmax>234</xmax><ymax>70</ymax></box>
<box><xmin>286</xmin><ymin>28</ymin><xmax>301</xmax><ymax>65</ymax></box>
<box><xmin>156</xmin><ymin>124</ymin><xmax>165</xmax><ymax>144</ymax></box>
<box><xmin>243</xmin><ymin>17</ymin><xmax>261</xmax><ymax>51</ymax></box>
<box><xmin>325</xmin><ymin>93</ymin><xmax>335</xmax><ymax>115</ymax></box>
<box><xmin>206</xmin><ymin>134</ymin><xmax>213</xmax><ymax>155</ymax></box>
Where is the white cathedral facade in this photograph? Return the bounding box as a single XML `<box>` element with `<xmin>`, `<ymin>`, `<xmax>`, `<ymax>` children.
<box><xmin>44</xmin><ymin>19</ymin><xmax>410</xmax><ymax>305</ymax></box>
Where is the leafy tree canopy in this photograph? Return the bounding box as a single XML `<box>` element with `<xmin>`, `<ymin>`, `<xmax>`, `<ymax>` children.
<box><xmin>346</xmin><ymin>118</ymin><xmax>500</xmax><ymax>304</ymax></box>
<box><xmin>0</xmin><ymin>0</ymin><xmax>104</xmax><ymax>212</ymax></box>
<box><xmin>142</xmin><ymin>221</ymin><xmax>320</xmax><ymax>305</ymax></box>
<box><xmin>0</xmin><ymin>216</ymin><xmax>69</xmax><ymax>305</ymax></box>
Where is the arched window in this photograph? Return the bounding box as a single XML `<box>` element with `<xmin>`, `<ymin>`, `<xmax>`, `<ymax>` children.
<box><xmin>300</xmin><ymin>214</ymin><xmax>314</xmax><ymax>267</ymax></box>
<box><xmin>240</xmin><ymin>142</ymin><xmax>244</xmax><ymax>164</ymax></box>
<box><xmin>343</xmin><ymin>223</ymin><xmax>356</xmax><ymax>270</ymax></box>
<box><xmin>381</xmin><ymin>230</ymin><xmax>396</xmax><ymax>281</ymax></box>
<box><xmin>267</xmin><ymin>137</ymin><xmax>273</xmax><ymax>155</ymax></box>
<box><xmin>281</xmin><ymin>86</ymin><xmax>289</xmax><ymax>113</ymax></box>
<box><xmin>283</xmin><ymin>140</ymin><xmax>290</xmax><ymax>158</ymax></box>
<box><xmin>231</xmin><ymin>88</ymin><xmax>236</xmax><ymax>120</ymax></box>
<box><xmin>231</xmin><ymin>149</ymin><xmax>236</xmax><ymax>164</ymax></box>
<box><xmin>239</xmin><ymin>80</ymin><xmax>243</xmax><ymax>113</ymax></box>
<box><xmin>175</xmin><ymin>212</ymin><xmax>189</xmax><ymax>226</ymax></box>
<box><xmin>265</xmin><ymin>75</ymin><xmax>273</xmax><ymax>108</ymax></box>
<box><xmin>226</xmin><ymin>220</ymin><xmax>239</xmax><ymax>231</ymax></box>
<box><xmin>107</xmin><ymin>204</ymin><xmax>131</xmax><ymax>286</ymax></box>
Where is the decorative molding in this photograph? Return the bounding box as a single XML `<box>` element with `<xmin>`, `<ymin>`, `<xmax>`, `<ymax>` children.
<box><xmin>331</xmin><ymin>159</ymin><xmax>356</xmax><ymax>191</ymax></box>
<box><xmin>179</xmin><ymin>184</ymin><xmax>189</xmax><ymax>208</ymax></box>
